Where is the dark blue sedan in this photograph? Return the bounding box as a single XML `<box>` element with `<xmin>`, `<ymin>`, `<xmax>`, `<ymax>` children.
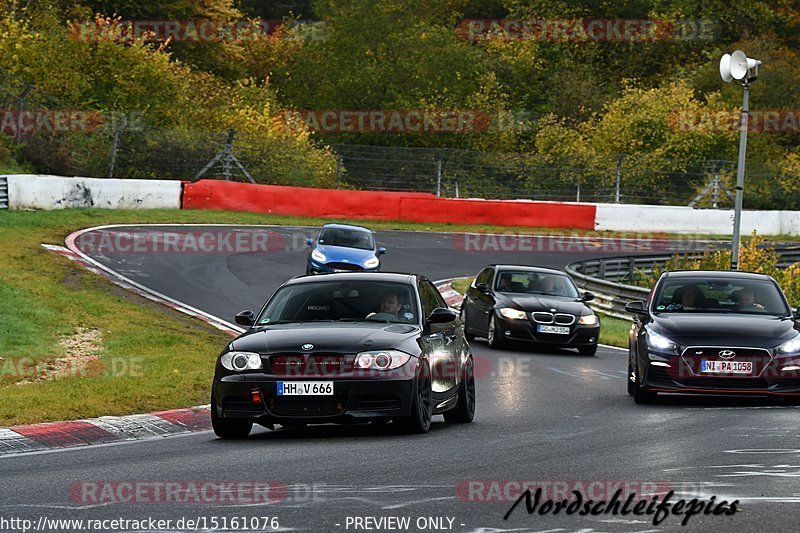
<box><xmin>305</xmin><ymin>223</ymin><xmax>386</xmax><ymax>274</ymax></box>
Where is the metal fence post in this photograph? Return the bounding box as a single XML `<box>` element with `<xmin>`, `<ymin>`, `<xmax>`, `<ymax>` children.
<box><xmin>335</xmin><ymin>154</ymin><xmax>343</xmax><ymax>189</ymax></box>
<box><xmin>436</xmin><ymin>157</ymin><xmax>442</xmax><ymax>197</ymax></box>
<box><xmin>108</xmin><ymin>115</ymin><xmax>126</xmax><ymax>178</ymax></box>
<box><xmin>615</xmin><ymin>154</ymin><xmax>625</xmax><ymax>203</ymax></box>
<box><xmin>15</xmin><ymin>84</ymin><xmax>32</xmax><ymax>143</ymax></box>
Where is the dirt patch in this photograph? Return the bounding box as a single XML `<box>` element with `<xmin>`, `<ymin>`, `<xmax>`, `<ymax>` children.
<box><xmin>16</xmin><ymin>327</ymin><xmax>104</xmax><ymax>384</ymax></box>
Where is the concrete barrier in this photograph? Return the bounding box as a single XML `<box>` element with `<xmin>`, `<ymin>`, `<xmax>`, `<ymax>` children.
<box><xmin>182</xmin><ymin>180</ymin><xmax>597</xmax><ymax>229</ymax></box>
<box><xmin>5</xmin><ymin>175</ymin><xmax>182</xmax><ymax>210</ymax></box>
<box><xmin>594</xmin><ymin>203</ymin><xmax>795</xmax><ymax>236</ymax></box>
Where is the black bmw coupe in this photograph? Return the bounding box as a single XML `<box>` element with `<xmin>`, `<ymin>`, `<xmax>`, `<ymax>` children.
<box><xmin>211</xmin><ymin>272</ymin><xmax>475</xmax><ymax>438</ymax></box>
<box><xmin>626</xmin><ymin>270</ymin><xmax>800</xmax><ymax>403</ymax></box>
<box><xmin>460</xmin><ymin>265</ymin><xmax>600</xmax><ymax>354</ymax></box>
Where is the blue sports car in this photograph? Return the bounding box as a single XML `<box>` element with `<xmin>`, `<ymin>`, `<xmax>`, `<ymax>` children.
<box><xmin>305</xmin><ymin>223</ymin><xmax>386</xmax><ymax>274</ymax></box>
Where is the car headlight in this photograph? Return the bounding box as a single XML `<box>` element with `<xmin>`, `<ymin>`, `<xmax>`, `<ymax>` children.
<box><xmin>499</xmin><ymin>308</ymin><xmax>527</xmax><ymax>320</ymax></box>
<box><xmin>364</xmin><ymin>256</ymin><xmax>380</xmax><ymax>268</ymax></box>
<box><xmin>777</xmin><ymin>334</ymin><xmax>800</xmax><ymax>354</ymax></box>
<box><xmin>646</xmin><ymin>329</ymin><xmax>678</xmax><ymax>354</ymax></box>
<box><xmin>354</xmin><ymin>350</ymin><xmax>411</xmax><ymax>370</ymax></box>
<box><xmin>311</xmin><ymin>249</ymin><xmax>327</xmax><ymax>263</ymax></box>
<box><xmin>578</xmin><ymin>314</ymin><xmax>598</xmax><ymax>325</ymax></box>
<box><xmin>220</xmin><ymin>351</ymin><xmax>263</xmax><ymax>371</ymax></box>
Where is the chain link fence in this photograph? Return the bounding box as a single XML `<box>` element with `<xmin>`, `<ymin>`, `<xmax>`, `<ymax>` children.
<box><xmin>0</xmin><ymin>68</ymin><xmax>791</xmax><ymax>207</ymax></box>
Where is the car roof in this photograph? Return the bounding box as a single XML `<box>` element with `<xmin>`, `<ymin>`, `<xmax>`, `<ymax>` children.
<box><xmin>319</xmin><ymin>223</ymin><xmax>373</xmax><ymax>233</ymax></box>
<box><xmin>488</xmin><ymin>264</ymin><xmax>567</xmax><ymax>276</ymax></box>
<box><xmin>663</xmin><ymin>270</ymin><xmax>775</xmax><ymax>281</ymax></box>
<box><xmin>287</xmin><ymin>272</ymin><xmax>418</xmax><ymax>285</ymax></box>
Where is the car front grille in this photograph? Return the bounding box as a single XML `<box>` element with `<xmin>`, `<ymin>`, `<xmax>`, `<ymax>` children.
<box><xmin>269</xmin><ymin>354</ymin><xmax>351</xmax><ymax>376</ymax></box>
<box><xmin>679</xmin><ymin>346</ymin><xmax>773</xmax><ymax>379</ymax></box>
<box><xmin>326</xmin><ymin>262</ymin><xmax>363</xmax><ymax>271</ymax></box>
<box><xmin>354</xmin><ymin>395</ymin><xmax>402</xmax><ymax>411</ymax></box>
<box><xmin>268</xmin><ymin>395</ymin><xmax>347</xmax><ymax>417</ymax></box>
<box><xmin>531</xmin><ymin>312</ymin><xmax>575</xmax><ymax>325</ymax></box>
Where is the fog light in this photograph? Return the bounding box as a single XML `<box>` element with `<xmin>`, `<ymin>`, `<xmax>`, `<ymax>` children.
<box><xmin>504</xmin><ymin>331</ymin><xmax>511</xmax><ymax>336</ymax></box>
<box><xmin>650</xmin><ymin>361</ymin><xmax>671</xmax><ymax>367</ymax></box>
<box><xmin>782</xmin><ymin>365</ymin><xmax>800</xmax><ymax>372</ymax></box>
<box><xmin>252</xmin><ymin>390</ymin><xmax>263</xmax><ymax>404</ymax></box>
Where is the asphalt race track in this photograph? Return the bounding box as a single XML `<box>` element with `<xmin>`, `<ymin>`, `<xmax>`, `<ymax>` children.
<box><xmin>2</xmin><ymin>225</ymin><xmax>796</xmax><ymax>532</ymax></box>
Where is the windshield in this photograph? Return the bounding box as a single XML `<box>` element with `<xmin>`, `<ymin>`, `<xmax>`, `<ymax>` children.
<box><xmin>317</xmin><ymin>228</ymin><xmax>375</xmax><ymax>250</ymax></box>
<box><xmin>258</xmin><ymin>281</ymin><xmax>417</xmax><ymax>325</ymax></box>
<box><xmin>653</xmin><ymin>278</ymin><xmax>790</xmax><ymax>316</ymax></box>
<box><xmin>495</xmin><ymin>271</ymin><xmax>580</xmax><ymax>298</ymax></box>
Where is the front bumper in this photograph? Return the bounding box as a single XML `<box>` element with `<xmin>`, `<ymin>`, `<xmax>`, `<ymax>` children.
<box><xmin>213</xmin><ymin>371</ymin><xmax>416</xmax><ymax>423</ymax></box>
<box><xmin>640</xmin><ymin>350</ymin><xmax>800</xmax><ymax>396</ymax></box>
<box><xmin>494</xmin><ymin>313</ymin><xmax>599</xmax><ymax>347</ymax></box>
<box><xmin>306</xmin><ymin>258</ymin><xmax>378</xmax><ymax>274</ymax></box>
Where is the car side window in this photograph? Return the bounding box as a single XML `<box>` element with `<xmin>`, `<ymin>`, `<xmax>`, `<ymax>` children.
<box><xmin>419</xmin><ymin>280</ymin><xmax>441</xmax><ymax>319</ymax></box>
<box><xmin>475</xmin><ymin>268</ymin><xmax>493</xmax><ymax>287</ymax></box>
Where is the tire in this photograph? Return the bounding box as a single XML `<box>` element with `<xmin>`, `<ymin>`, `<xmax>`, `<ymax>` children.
<box><xmin>578</xmin><ymin>344</ymin><xmax>597</xmax><ymax>356</ymax></box>
<box><xmin>633</xmin><ymin>374</ymin><xmax>658</xmax><ymax>404</ymax></box>
<box><xmin>627</xmin><ymin>359</ymin><xmax>635</xmax><ymax>396</ymax></box>
<box><xmin>487</xmin><ymin>314</ymin><xmax>505</xmax><ymax>349</ymax></box>
<box><xmin>396</xmin><ymin>359</ymin><xmax>433</xmax><ymax>434</ymax></box>
<box><xmin>460</xmin><ymin>307</ymin><xmax>475</xmax><ymax>341</ymax></box>
<box><xmin>444</xmin><ymin>357</ymin><xmax>476</xmax><ymax>423</ymax></box>
<box><xmin>211</xmin><ymin>394</ymin><xmax>253</xmax><ymax>439</ymax></box>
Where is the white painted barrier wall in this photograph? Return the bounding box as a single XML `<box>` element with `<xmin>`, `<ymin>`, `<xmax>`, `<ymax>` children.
<box><xmin>5</xmin><ymin>175</ymin><xmax>181</xmax><ymax>210</ymax></box>
<box><xmin>595</xmin><ymin>203</ymin><xmax>800</xmax><ymax>236</ymax></box>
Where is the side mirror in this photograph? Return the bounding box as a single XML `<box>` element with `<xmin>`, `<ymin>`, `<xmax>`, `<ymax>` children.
<box><xmin>426</xmin><ymin>307</ymin><xmax>458</xmax><ymax>325</ymax></box>
<box><xmin>582</xmin><ymin>291</ymin><xmax>595</xmax><ymax>302</ymax></box>
<box><xmin>377</xmin><ymin>247</ymin><xmax>387</xmax><ymax>255</ymax></box>
<box><xmin>235</xmin><ymin>310</ymin><xmax>256</xmax><ymax>326</ymax></box>
<box><xmin>794</xmin><ymin>306</ymin><xmax>800</xmax><ymax>319</ymax></box>
<box><xmin>475</xmin><ymin>282</ymin><xmax>489</xmax><ymax>293</ymax></box>
<box><xmin>624</xmin><ymin>300</ymin><xmax>647</xmax><ymax>315</ymax></box>
<box><xmin>305</xmin><ymin>238</ymin><xmax>313</xmax><ymax>246</ymax></box>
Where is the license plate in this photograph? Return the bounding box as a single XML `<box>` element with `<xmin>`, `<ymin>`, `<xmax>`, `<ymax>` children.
<box><xmin>277</xmin><ymin>381</ymin><xmax>334</xmax><ymax>396</ymax></box>
<box><xmin>700</xmin><ymin>360</ymin><xmax>753</xmax><ymax>374</ymax></box>
<box><xmin>537</xmin><ymin>325</ymin><xmax>570</xmax><ymax>335</ymax></box>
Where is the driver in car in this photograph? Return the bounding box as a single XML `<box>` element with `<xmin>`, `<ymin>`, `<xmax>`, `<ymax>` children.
<box><xmin>366</xmin><ymin>290</ymin><xmax>404</xmax><ymax>320</ymax></box>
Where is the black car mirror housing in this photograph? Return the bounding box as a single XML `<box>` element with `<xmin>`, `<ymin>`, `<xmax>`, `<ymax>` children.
<box><xmin>235</xmin><ymin>310</ymin><xmax>256</xmax><ymax>326</ymax></box>
<box><xmin>582</xmin><ymin>291</ymin><xmax>595</xmax><ymax>302</ymax></box>
<box><xmin>625</xmin><ymin>300</ymin><xmax>647</xmax><ymax>315</ymax></box>
<box><xmin>426</xmin><ymin>307</ymin><xmax>458</xmax><ymax>325</ymax></box>
<box><xmin>475</xmin><ymin>282</ymin><xmax>489</xmax><ymax>293</ymax></box>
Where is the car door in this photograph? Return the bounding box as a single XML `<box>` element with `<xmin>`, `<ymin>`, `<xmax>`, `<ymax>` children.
<box><xmin>467</xmin><ymin>267</ymin><xmax>496</xmax><ymax>334</ymax></box>
<box><xmin>419</xmin><ymin>278</ymin><xmax>459</xmax><ymax>394</ymax></box>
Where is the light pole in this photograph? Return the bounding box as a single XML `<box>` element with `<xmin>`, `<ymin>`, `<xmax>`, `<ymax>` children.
<box><xmin>720</xmin><ymin>50</ymin><xmax>761</xmax><ymax>270</ymax></box>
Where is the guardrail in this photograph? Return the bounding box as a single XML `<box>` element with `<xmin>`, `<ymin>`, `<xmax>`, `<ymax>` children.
<box><xmin>0</xmin><ymin>176</ymin><xmax>7</xmax><ymax>209</ymax></box>
<box><xmin>566</xmin><ymin>247</ymin><xmax>800</xmax><ymax>320</ymax></box>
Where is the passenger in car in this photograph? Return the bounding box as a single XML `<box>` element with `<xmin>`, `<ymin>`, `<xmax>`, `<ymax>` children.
<box><xmin>731</xmin><ymin>288</ymin><xmax>765</xmax><ymax>311</ymax></box>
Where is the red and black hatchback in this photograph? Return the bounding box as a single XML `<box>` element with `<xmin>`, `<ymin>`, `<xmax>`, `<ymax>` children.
<box><xmin>626</xmin><ymin>270</ymin><xmax>800</xmax><ymax>403</ymax></box>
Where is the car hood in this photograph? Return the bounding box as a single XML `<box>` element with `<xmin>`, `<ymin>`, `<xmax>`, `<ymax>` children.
<box><xmin>651</xmin><ymin>313</ymin><xmax>799</xmax><ymax>349</ymax></box>
<box><xmin>314</xmin><ymin>244</ymin><xmax>376</xmax><ymax>264</ymax></box>
<box><xmin>231</xmin><ymin>322</ymin><xmax>419</xmax><ymax>354</ymax></box>
<box><xmin>498</xmin><ymin>293</ymin><xmax>590</xmax><ymax>315</ymax></box>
